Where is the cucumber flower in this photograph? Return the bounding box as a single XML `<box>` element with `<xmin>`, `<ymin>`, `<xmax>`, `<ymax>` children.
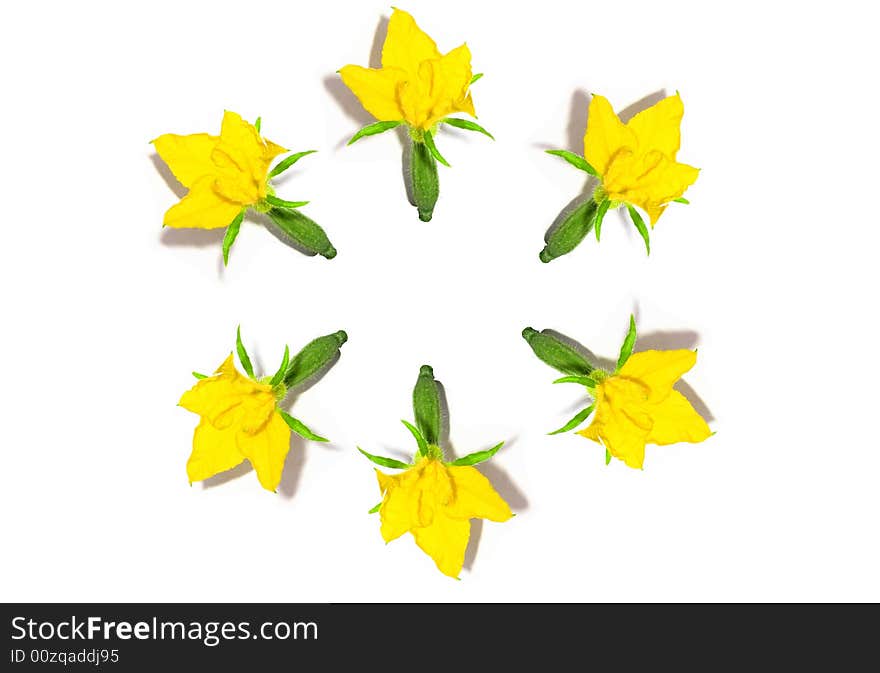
<box><xmin>541</xmin><ymin>93</ymin><xmax>698</xmax><ymax>261</ymax></box>
<box><xmin>523</xmin><ymin>316</ymin><xmax>711</xmax><ymax>469</ymax></box>
<box><xmin>359</xmin><ymin>366</ymin><xmax>512</xmax><ymax>578</ymax></box>
<box><xmin>152</xmin><ymin>111</ymin><xmax>336</xmax><ymax>264</ymax></box>
<box><xmin>179</xmin><ymin>328</ymin><xmax>347</xmax><ymax>491</ymax></box>
<box><xmin>338</xmin><ymin>8</ymin><xmax>493</xmax><ymax>221</ymax></box>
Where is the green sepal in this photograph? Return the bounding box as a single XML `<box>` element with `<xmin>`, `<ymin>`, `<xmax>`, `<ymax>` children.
<box><xmin>410</xmin><ymin>139</ymin><xmax>439</xmax><ymax>221</ymax></box>
<box><xmin>358</xmin><ymin>447</ymin><xmax>411</xmax><ymax>470</ymax></box>
<box><xmin>284</xmin><ymin>330</ymin><xmax>348</xmax><ymax>390</ymax></box>
<box><xmin>269</xmin><ymin>150</ymin><xmax>317</xmax><ymax>179</ymax></box>
<box><xmin>616</xmin><ymin>315</ymin><xmax>637</xmax><ymax>371</ymax></box>
<box><xmin>222</xmin><ymin>210</ymin><xmax>245</xmax><ymax>266</ymax></box>
<box><xmin>413</xmin><ymin>365</ymin><xmax>442</xmax><ymax>446</ymax></box>
<box><xmin>368</xmin><ymin>502</ymin><xmax>381</xmax><ymax>514</ymax></box>
<box><xmin>605</xmin><ymin>448</ymin><xmax>612</xmax><ymax>465</ymax></box>
<box><xmin>254</xmin><ymin>117</ymin><xmax>262</xmax><ymax>133</ymax></box>
<box><xmin>265</xmin><ymin>195</ymin><xmax>309</xmax><ymax>209</ymax></box>
<box><xmin>279</xmin><ymin>410</ymin><xmax>328</xmax><ymax>442</ymax></box>
<box><xmin>470</xmin><ymin>73</ymin><xmax>484</xmax><ymax>85</ymax></box>
<box><xmin>545</xmin><ymin>149</ymin><xmax>598</xmax><ymax>177</ymax></box>
<box><xmin>442</xmin><ymin>117</ymin><xmax>494</xmax><ymax>140</ymax></box>
<box><xmin>673</xmin><ymin>197</ymin><xmax>690</xmax><ymax>204</ymax></box>
<box><xmin>594</xmin><ymin>199</ymin><xmax>611</xmax><ymax>241</ymax></box>
<box><xmin>192</xmin><ymin>371</ymin><xmax>208</xmax><ymax>379</ymax></box>
<box><xmin>236</xmin><ymin>326</ymin><xmax>255</xmax><ymax>379</ymax></box>
<box><xmin>549</xmin><ymin>404</ymin><xmax>595</xmax><ymax>435</ymax></box>
<box><xmin>627</xmin><ymin>204</ymin><xmax>651</xmax><ymax>255</ymax></box>
<box><xmin>348</xmin><ymin>120</ymin><xmax>404</xmax><ymax>145</ymax></box>
<box><xmin>539</xmin><ymin>198</ymin><xmax>598</xmax><ymax>262</ymax></box>
<box><xmin>401</xmin><ymin>420</ymin><xmax>428</xmax><ymax>457</ymax></box>
<box><xmin>522</xmin><ymin>328</ymin><xmax>594</xmax><ymax>376</ymax></box>
<box><xmin>423</xmin><ymin>130</ymin><xmax>450</xmax><ymax>167</ymax></box>
<box><xmin>265</xmin><ymin>207</ymin><xmax>336</xmax><ymax>259</ymax></box>
<box><xmin>553</xmin><ymin>375</ymin><xmax>596</xmax><ymax>387</ymax></box>
<box><xmin>270</xmin><ymin>345</ymin><xmax>290</xmax><ymax>387</ymax></box>
<box><xmin>448</xmin><ymin>442</ymin><xmax>503</xmax><ymax>467</ymax></box>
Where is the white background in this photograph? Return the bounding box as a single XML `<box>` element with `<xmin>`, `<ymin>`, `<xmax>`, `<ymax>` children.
<box><xmin>1</xmin><ymin>0</ymin><xmax>877</xmax><ymax>602</ymax></box>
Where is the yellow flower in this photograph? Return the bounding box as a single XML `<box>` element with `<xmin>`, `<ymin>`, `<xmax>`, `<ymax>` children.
<box><xmin>584</xmin><ymin>93</ymin><xmax>699</xmax><ymax>225</ymax></box>
<box><xmin>577</xmin><ymin>349</ymin><xmax>711</xmax><ymax>469</ymax></box>
<box><xmin>152</xmin><ymin>111</ymin><xmax>287</xmax><ymax>229</ymax></box>
<box><xmin>339</xmin><ymin>8</ymin><xmax>476</xmax><ymax>131</ymax></box>
<box><xmin>179</xmin><ymin>354</ymin><xmax>291</xmax><ymax>491</ymax></box>
<box><xmin>376</xmin><ymin>456</ymin><xmax>512</xmax><ymax>578</ymax></box>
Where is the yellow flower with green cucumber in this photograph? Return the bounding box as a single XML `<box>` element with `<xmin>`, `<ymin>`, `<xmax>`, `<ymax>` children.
<box><xmin>359</xmin><ymin>365</ymin><xmax>512</xmax><ymax>578</ymax></box>
<box><xmin>338</xmin><ymin>8</ymin><xmax>493</xmax><ymax>221</ymax></box>
<box><xmin>523</xmin><ymin>316</ymin><xmax>711</xmax><ymax>469</ymax></box>
<box><xmin>152</xmin><ymin>111</ymin><xmax>336</xmax><ymax>264</ymax></box>
<box><xmin>542</xmin><ymin>93</ymin><xmax>699</xmax><ymax>261</ymax></box>
<box><xmin>179</xmin><ymin>327</ymin><xmax>347</xmax><ymax>491</ymax></box>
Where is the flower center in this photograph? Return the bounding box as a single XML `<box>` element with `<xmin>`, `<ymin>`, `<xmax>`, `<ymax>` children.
<box><xmin>590</xmin><ymin>369</ymin><xmax>609</xmax><ymax>385</ymax></box>
<box><xmin>423</xmin><ymin>444</ymin><xmax>444</xmax><ymax>460</ymax></box>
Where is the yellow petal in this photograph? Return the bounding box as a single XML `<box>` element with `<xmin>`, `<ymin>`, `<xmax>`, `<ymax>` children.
<box><xmin>377</xmin><ymin>468</ymin><xmax>417</xmax><ymax>542</ymax></box>
<box><xmin>579</xmin><ymin>415</ymin><xmax>647</xmax><ymax>469</ymax></box>
<box><xmin>162</xmin><ymin>176</ymin><xmax>242</xmax><ymax>230</ymax></box>
<box><xmin>187</xmin><ymin>419</ymin><xmax>245</xmax><ymax>483</ymax></box>
<box><xmin>646</xmin><ymin>390</ymin><xmax>711</xmax><ymax>445</ymax></box>
<box><xmin>338</xmin><ymin>65</ymin><xmax>406</xmax><ymax>122</ymax></box>
<box><xmin>618</xmin><ymin>350</ymin><xmax>697</xmax><ymax>400</ymax></box>
<box><xmin>179</xmin><ymin>354</ymin><xmax>275</xmax><ymax>431</ymax></box>
<box><xmin>397</xmin><ymin>74</ymin><xmax>432</xmax><ymax>129</ymax></box>
<box><xmin>583</xmin><ymin>95</ymin><xmax>636</xmax><ymax>176</ymax></box>
<box><xmin>577</xmin><ymin>379</ymin><xmax>650</xmax><ymax>469</ymax></box>
<box><xmin>377</xmin><ymin>459</ymin><xmax>454</xmax><ymax>542</ymax></box>
<box><xmin>644</xmin><ymin>203</ymin><xmax>667</xmax><ymax>226</ymax></box>
<box><xmin>626</xmin><ymin>93</ymin><xmax>684</xmax><ymax>158</ymax></box>
<box><xmin>411</xmin><ymin>513</ymin><xmax>470</xmax><ymax>578</ymax></box>
<box><xmin>445</xmin><ymin>465</ymin><xmax>512</xmax><ymax>522</ymax></box>
<box><xmin>419</xmin><ymin>43</ymin><xmax>475</xmax><ymax>128</ymax></box>
<box><xmin>210</xmin><ymin>111</ymin><xmax>285</xmax><ymax>204</ymax></box>
<box><xmin>152</xmin><ymin>133</ymin><xmax>219</xmax><ymax>189</ymax></box>
<box><xmin>381</xmin><ymin>8</ymin><xmax>440</xmax><ymax>73</ymax></box>
<box><xmin>602</xmin><ymin>146</ymin><xmax>698</xmax><ymax>226</ymax></box>
<box><xmin>236</xmin><ymin>412</ymin><xmax>291</xmax><ymax>492</ymax></box>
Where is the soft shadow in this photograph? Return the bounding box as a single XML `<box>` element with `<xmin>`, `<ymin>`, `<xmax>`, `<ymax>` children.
<box><xmin>279</xmin><ymin>347</ymin><xmax>347</xmax><ymax>498</ymax></box>
<box><xmin>160</xmin><ymin>227</ymin><xmax>226</xmax><ymax>248</ymax></box>
<box><xmin>151</xmin><ymin>153</ymin><xmax>186</xmax><ymax>199</ymax></box>
<box><xmin>636</xmin><ymin>330</ymin><xmax>698</xmax><ymax>352</ymax></box>
<box><xmin>437</xmin><ymin>377</ymin><xmax>527</xmax><ymax>571</ymax></box>
<box><xmin>324</xmin><ymin>75</ymin><xmax>374</xmax><ymax>147</ymax></box>
<box><xmin>635</xmin><ymin>330</ymin><xmax>715</xmax><ymax>422</ymax></box>
<box><xmin>540</xmin><ymin>90</ymin><xmax>597</xmax><ymax>246</ymax></box>
<box><xmin>400</xmin><ymin>126</ymin><xmax>415</xmax><ymax>205</ymax></box>
<box><xmin>325</xmin><ymin>15</ymin><xmax>391</xmax><ymax>147</ymax></box>
<box><xmin>278</xmin><ymin>435</ymin><xmax>307</xmax><ymax>499</ymax></box>
<box><xmin>566</xmin><ymin>89</ymin><xmax>591</xmax><ymax>153</ymax></box>
<box><xmin>544</xmin><ymin>329</ymin><xmax>615</xmax><ymax>371</ymax></box>
<box><xmin>436</xmin><ymin>380</ymin><xmax>451</xmax><ymax>449</ymax></box>
<box><xmin>203</xmin><ymin>461</ymin><xmax>252</xmax><ymax>488</ymax></box>
<box><xmin>368</xmin><ymin>15</ymin><xmax>388</xmax><ymax>67</ymax></box>
<box><xmin>464</xmin><ymin>520</ymin><xmax>483</xmax><ymax>570</ymax></box>
<box><xmin>618</xmin><ymin>89</ymin><xmax>667</xmax><ymax>123</ymax></box>
<box><xmin>463</xmin><ymin>455</ymin><xmax>528</xmax><ymax>571</ymax></box>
